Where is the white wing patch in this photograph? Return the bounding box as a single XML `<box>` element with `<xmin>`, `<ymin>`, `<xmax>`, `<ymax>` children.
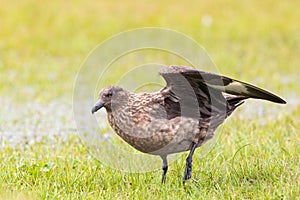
<box><xmin>206</xmin><ymin>81</ymin><xmax>248</xmax><ymax>94</ymax></box>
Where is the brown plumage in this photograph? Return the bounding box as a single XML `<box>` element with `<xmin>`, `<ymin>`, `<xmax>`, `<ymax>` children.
<box><xmin>92</xmin><ymin>66</ymin><xmax>286</xmax><ymax>183</ymax></box>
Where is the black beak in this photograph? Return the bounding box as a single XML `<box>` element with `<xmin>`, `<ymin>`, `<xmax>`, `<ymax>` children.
<box><xmin>91</xmin><ymin>101</ymin><xmax>105</xmax><ymax>114</ymax></box>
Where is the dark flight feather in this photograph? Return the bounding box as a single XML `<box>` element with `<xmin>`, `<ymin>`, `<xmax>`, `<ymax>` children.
<box><xmin>159</xmin><ymin>66</ymin><xmax>286</xmax><ymax>105</ymax></box>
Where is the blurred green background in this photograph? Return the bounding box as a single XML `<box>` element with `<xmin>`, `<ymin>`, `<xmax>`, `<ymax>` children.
<box><xmin>1</xmin><ymin>0</ymin><xmax>299</xmax><ymax>102</ymax></box>
<box><xmin>0</xmin><ymin>0</ymin><xmax>299</xmax><ymax>199</ymax></box>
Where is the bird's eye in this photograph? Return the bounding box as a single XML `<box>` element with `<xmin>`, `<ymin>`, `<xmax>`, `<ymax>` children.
<box><xmin>105</xmin><ymin>91</ymin><xmax>113</xmax><ymax>97</ymax></box>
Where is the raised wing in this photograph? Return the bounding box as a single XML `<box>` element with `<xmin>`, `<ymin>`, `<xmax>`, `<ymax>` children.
<box><xmin>159</xmin><ymin>66</ymin><xmax>286</xmax><ymax>119</ymax></box>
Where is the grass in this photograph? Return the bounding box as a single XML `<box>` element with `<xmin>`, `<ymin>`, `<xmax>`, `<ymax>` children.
<box><xmin>1</xmin><ymin>0</ymin><xmax>300</xmax><ymax>199</ymax></box>
<box><xmin>1</xmin><ymin>115</ymin><xmax>299</xmax><ymax>199</ymax></box>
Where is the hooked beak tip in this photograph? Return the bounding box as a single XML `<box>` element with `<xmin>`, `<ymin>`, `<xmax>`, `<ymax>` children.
<box><xmin>91</xmin><ymin>101</ymin><xmax>105</xmax><ymax>114</ymax></box>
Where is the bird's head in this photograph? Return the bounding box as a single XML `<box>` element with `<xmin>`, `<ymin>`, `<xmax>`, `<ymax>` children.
<box><xmin>91</xmin><ymin>85</ymin><xmax>130</xmax><ymax>114</ymax></box>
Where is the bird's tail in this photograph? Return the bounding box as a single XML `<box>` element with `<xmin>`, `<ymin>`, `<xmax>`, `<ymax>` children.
<box><xmin>225</xmin><ymin>95</ymin><xmax>247</xmax><ymax>116</ymax></box>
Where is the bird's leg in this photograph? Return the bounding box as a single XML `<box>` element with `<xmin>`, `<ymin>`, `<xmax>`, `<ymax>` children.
<box><xmin>183</xmin><ymin>142</ymin><xmax>197</xmax><ymax>183</ymax></box>
<box><xmin>161</xmin><ymin>155</ymin><xmax>168</xmax><ymax>183</ymax></box>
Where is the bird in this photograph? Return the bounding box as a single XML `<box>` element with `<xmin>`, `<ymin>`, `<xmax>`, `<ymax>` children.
<box><xmin>91</xmin><ymin>66</ymin><xmax>286</xmax><ymax>183</ymax></box>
